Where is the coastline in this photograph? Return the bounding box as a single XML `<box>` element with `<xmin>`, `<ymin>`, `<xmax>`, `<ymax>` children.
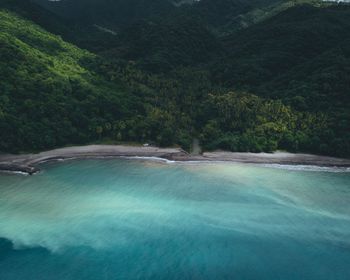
<box><xmin>0</xmin><ymin>144</ymin><xmax>350</xmax><ymax>175</ymax></box>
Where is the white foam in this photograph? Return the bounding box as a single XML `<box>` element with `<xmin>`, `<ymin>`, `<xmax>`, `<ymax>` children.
<box><xmin>0</xmin><ymin>170</ymin><xmax>30</xmax><ymax>176</ymax></box>
<box><xmin>119</xmin><ymin>156</ymin><xmax>176</xmax><ymax>163</ymax></box>
<box><xmin>262</xmin><ymin>164</ymin><xmax>350</xmax><ymax>173</ymax></box>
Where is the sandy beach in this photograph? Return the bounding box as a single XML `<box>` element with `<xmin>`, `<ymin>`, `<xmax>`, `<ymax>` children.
<box><xmin>0</xmin><ymin>145</ymin><xmax>350</xmax><ymax>174</ymax></box>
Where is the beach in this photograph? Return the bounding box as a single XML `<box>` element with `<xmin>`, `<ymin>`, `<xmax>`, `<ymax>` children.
<box><xmin>1</xmin><ymin>145</ymin><xmax>350</xmax><ymax>174</ymax></box>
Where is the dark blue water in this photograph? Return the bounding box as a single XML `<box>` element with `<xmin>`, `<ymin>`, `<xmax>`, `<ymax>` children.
<box><xmin>0</xmin><ymin>159</ymin><xmax>349</xmax><ymax>279</ymax></box>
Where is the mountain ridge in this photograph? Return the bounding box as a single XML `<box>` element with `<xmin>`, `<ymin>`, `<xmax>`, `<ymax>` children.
<box><xmin>1</xmin><ymin>0</ymin><xmax>349</xmax><ymax>157</ymax></box>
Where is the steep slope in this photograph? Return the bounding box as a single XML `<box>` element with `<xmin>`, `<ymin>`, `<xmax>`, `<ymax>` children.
<box><xmin>186</xmin><ymin>0</ymin><xmax>282</xmax><ymax>31</ymax></box>
<box><xmin>34</xmin><ymin>0</ymin><xmax>284</xmax><ymax>33</ymax></box>
<box><xmin>210</xmin><ymin>4</ymin><xmax>350</xmax><ymax>155</ymax></box>
<box><xmin>215</xmin><ymin>5</ymin><xmax>350</xmax><ymax>96</ymax></box>
<box><xmin>0</xmin><ymin>8</ymin><xmax>135</xmax><ymax>152</ymax></box>
<box><xmin>1</xmin><ymin>1</ymin><xmax>349</xmax><ymax>157</ymax></box>
<box><xmin>106</xmin><ymin>16</ymin><xmax>222</xmax><ymax>72</ymax></box>
<box><xmin>202</xmin><ymin>0</ymin><xmax>324</xmax><ymax>34</ymax></box>
<box><xmin>0</xmin><ymin>0</ymin><xmax>121</xmax><ymax>53</ymax></box>
<box><xmin>33</xmin><ymin>0</ymin><xmax>176</xmax><ymax>30</ymax></box>
<box><xmin>0</xmin><ymin>0</ymin><xmax>71</xmax><ymax>35</ymax></box>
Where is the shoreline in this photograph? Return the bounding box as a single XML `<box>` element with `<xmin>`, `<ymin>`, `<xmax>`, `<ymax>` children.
<box><xmin>0</xmin><ymin>145</ymin><xmax>350</xmax><ymax>175</ymax></box>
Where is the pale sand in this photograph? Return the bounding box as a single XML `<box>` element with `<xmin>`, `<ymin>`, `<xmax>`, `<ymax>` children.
<box><xmin>0</xmin><ymin>145</ymin><xmax>350</xmax><ymax>174</ymax></box>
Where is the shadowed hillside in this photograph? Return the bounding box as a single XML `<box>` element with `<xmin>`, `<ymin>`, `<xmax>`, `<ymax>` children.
<box><xmin>1</xmin><ymin>0</ymin><xmax>349</xmax><ymax>157</ymax></box>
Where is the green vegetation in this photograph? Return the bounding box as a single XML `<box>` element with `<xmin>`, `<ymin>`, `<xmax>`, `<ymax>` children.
<box><xmin>1</xmin><ymin>0</ymin><xmax>349</xmax><ymax>158</ymax></box>
<box><xmin>0</xmin><ymin>9</ymin><xmax>136</xmax><ymax>152</ymax></box>
<box><xmin>212</xmin><ymin>4</ymin><xmax>350</xmax><ymax>156</ymax></box>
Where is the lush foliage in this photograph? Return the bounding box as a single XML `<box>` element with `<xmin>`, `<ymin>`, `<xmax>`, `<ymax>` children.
<box><xmin>0</xmin><ymin>10</ymin><xmax>137</xmax><ymax>152</ymax></box>
<box><xmin>1</xmin><ymin>0</ymin><xmax>349</xmax><ymax>158</ymax></box>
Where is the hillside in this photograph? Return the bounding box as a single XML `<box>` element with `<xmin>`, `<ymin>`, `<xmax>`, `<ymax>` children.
<box><xmin>0</xmin><ymin>1</ymin><xmax>349</xmax><ymax>158</ymax></box>
<box><xmin>0</xmin><ymin>8</ymin><xmax>137</xmax><ymax>152</ymax></box>
<box><xmin>33</xmin><ymin>0</ymin><xmax>283</xmax><ymax>32</ymax></box>
<box><xmin>33</xmin><ymin>0</ymin><xmax>176</xmax><ymax>30</ymax></box>
<box><xmin>210</xmin><ymin>4</ymin><xmax>350</xmax><ymax>155</ymax></box>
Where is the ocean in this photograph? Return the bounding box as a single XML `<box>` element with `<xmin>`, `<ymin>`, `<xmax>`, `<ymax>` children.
<box><xmin>0</xmin><ymin>158</ymin><xmax>349</xmax><ymax>279</ymax></box>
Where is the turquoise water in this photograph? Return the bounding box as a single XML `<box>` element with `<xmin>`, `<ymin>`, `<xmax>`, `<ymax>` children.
<box><xmin>0</xmin><ymin>159</ymin><xmax>350</xmax><ymax>280</ymax></box>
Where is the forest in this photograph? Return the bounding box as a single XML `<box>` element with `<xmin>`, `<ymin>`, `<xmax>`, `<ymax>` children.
<box><xmin>0</xmin><ymin>0</ymin><xmax>349</xmax><ymax>157</ymax></box>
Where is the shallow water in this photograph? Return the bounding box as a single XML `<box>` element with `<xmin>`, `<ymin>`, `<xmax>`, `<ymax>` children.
<box><xmin>0</xmin><ymin>159</ymin><xmax>350</xmax><ymax>280</ymax></box>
